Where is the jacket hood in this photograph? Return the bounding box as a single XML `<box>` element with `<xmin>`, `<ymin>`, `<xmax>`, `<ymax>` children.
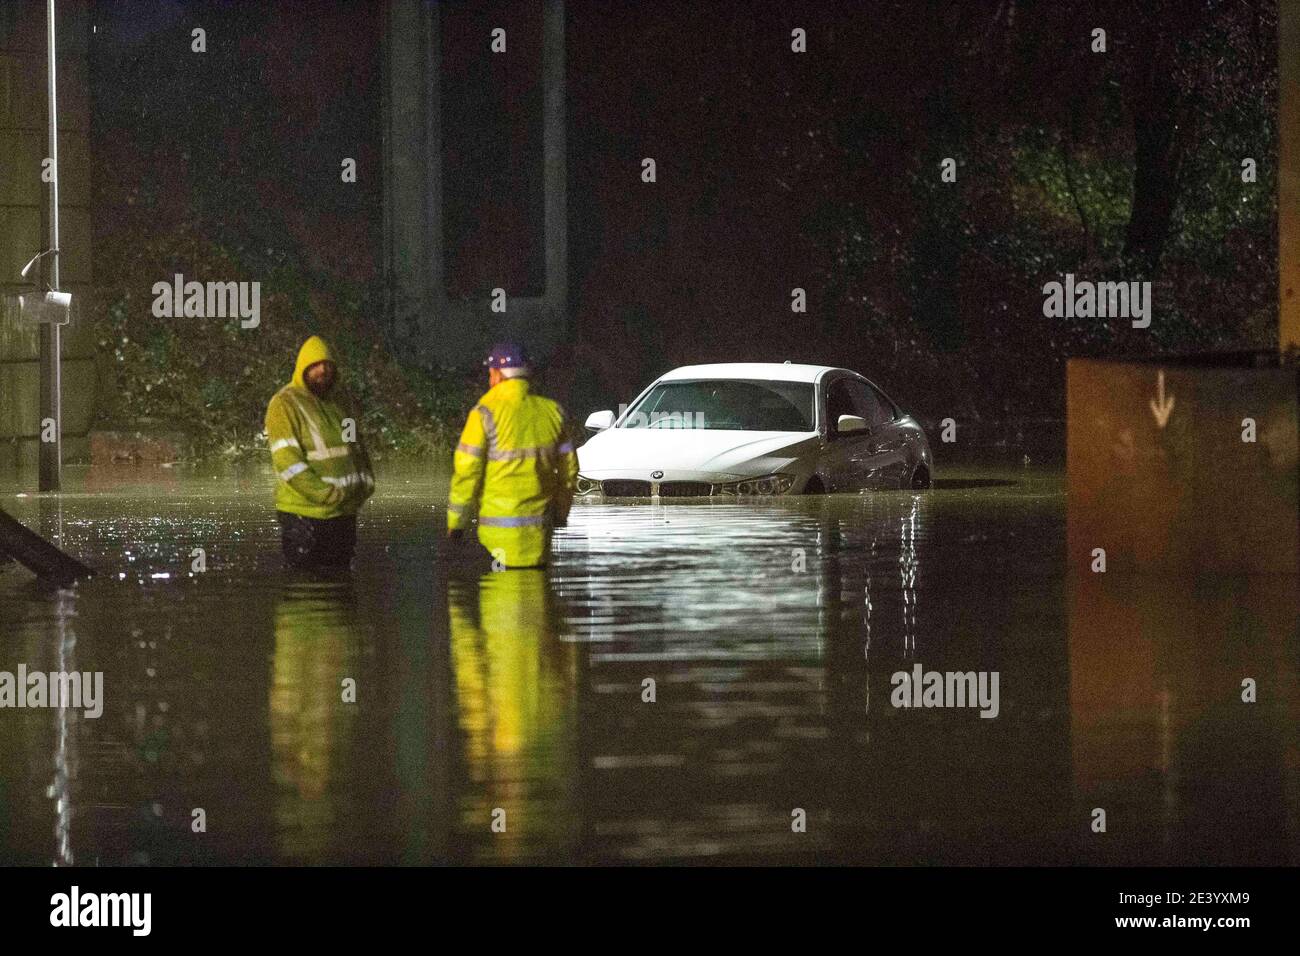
<box><xmin>291</xmin><ymin>335</ymin><xmax>336</xmax><ymax>389</ymax></box>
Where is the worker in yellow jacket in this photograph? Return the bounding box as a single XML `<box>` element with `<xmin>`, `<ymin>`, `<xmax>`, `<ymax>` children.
<box><xmin>447</xmin><ymin>342</ymin><xmax>577</xmax><ymax>568</ymax></box>
<box><xmin>265</xmin><ymin>335</ymin><xmax>375</xmax><ymax>569</ymax></box>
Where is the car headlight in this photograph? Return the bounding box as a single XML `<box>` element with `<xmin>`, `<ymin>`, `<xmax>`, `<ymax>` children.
<box><xmin>575</xmin><ymin>475</ymin><xmax>600</xmax><ymax>496</ymax></box>
<box><xmin>715</xmin><ymin>473</ymin><xmax>796</xmax><ymax>496</ymax></box>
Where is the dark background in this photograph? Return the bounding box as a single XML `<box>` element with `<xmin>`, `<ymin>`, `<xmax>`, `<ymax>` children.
<box><xmin>88</xmin><ymin>0</ymin><xmax>1278</xmax><ymax>456</ymax></box>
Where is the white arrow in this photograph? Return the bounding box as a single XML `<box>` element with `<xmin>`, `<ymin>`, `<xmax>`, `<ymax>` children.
<box><xmin>1149</xmin><ymin>370</ymin><xmax>1174</xmax><ymax>428</ymax></box>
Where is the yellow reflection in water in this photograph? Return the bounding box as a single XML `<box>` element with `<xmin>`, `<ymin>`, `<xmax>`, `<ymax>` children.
<box><xmin>270</xmin><ymin>581</ymin><xmax>360</xmax><ymax>861</ymax></box>
<box><xmin>448</xmin><ymin>569</ymin><xmax>577</xmax><ymax>859</ymax></box>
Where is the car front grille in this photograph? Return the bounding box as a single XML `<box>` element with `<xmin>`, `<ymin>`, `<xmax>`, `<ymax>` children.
<box><xmin>600</xmin><ymin>480</ymin><xmax>652</xmax><ymax>497</ymax></box>
<box><xmin>658</xmin><ymin>481</ymin><xmax>713</xmax><ymax>497</ymax></box>
<box><xmin>597</xmin><ymin>479</ymin><xmax>715</xmax><ymax>497</ymax></box>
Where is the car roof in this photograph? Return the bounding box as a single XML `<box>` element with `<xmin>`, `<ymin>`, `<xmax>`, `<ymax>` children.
<box><xmin>657</xmin><ymin>362</ymin><xmax>843</xmax><ymax>384</ymax></box>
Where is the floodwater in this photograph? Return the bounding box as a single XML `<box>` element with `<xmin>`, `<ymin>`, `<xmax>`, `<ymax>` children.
<box><xmin>0</xmin><ymin>462</ymin><xmax>1296</xmax><ymax>865</ymax></box>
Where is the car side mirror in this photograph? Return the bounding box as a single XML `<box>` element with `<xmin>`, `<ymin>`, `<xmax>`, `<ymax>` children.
<box><xmin>585</xmin><ymin>409</ymin><xmax>616</xmax><ymax>431</ymax></box>
<box><xmin>837</xmin><ymin>414</ymin><xmax>869</xmax><ymax>434</ymax></box>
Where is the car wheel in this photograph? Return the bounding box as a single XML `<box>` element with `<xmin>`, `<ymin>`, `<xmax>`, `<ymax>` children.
<box><xmin>909</xmin><ymin>465</ymin><xmax>931</xmax><ymax>490</ymax></box>
<box><xmin>804</xmin><ymin>475</ymin><xmax>826</xmax><ymax>495</ymax></box>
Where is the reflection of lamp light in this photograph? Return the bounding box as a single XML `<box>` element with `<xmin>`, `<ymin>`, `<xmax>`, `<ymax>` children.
<box><xmin>899</xmin><ymin>498</ymin><xmax>919</xmax><ymax>656</ymax></box>
<box><xmin>52</xmin><ymin>590</ymin><xmax>75</xmax><ymax>866</ymax></box>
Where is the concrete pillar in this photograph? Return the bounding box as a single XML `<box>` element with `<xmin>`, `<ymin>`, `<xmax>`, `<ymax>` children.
<box><xmin>383</xmin><ymin>0</ymin><xmax>567</xmax><ymax>367</ymax></box>
<box><xmin>541</xmin><ymin>0</ymin><xmax>567</xmax><ymax>324</ymax></box>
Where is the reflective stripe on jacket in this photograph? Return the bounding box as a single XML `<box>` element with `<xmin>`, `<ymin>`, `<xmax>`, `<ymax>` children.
<box><xmin>266</xmin><ymin>336</ymin><xmax>375</xmax><ymax>520</ymax></box>
<box><xmin>448</xmin><ymin>377</ymin><xmax>577</xmax><ymax>567</ymax></box>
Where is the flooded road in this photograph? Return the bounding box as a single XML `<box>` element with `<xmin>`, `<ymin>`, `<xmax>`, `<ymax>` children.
<box><xmin>1</xmin><ymin>463</ymin><xmax>1295</xmax><ymax>864</ymax></box>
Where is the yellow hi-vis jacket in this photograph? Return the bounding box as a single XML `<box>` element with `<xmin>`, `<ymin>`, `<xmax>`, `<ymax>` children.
<box><xmin>265</xmin><ymin>336</ymin><xmax>375</xmax><ymax>519</ymax></box>
<box><xmin>448</xmin><ymin>377</ymin><xmax>577</xmax><ymax>567</ymax></box>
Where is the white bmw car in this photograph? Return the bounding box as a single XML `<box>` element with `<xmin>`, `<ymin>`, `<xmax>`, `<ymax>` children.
<box><xmin>575</xmin><ymin>363</ymin><xmax>933</xmax><ymax>498</ymax></box>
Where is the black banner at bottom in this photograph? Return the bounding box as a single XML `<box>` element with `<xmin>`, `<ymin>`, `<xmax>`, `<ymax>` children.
<box><xmin>0</xmin><ymin>865</ymin><xmax>1289</xmax><ymax>942</ymax></box>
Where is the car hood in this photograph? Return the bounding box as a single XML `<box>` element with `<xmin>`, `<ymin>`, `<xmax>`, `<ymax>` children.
<box><xmin>578</xmin><ymin>429</ymin><xmax>820</xmax><ymax>478</ymax></box>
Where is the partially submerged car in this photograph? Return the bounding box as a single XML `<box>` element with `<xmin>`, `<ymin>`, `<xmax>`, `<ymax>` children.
<box><xmin>576</xmin><ymin>363</ymin><xmax>932</xmax><ymax>498</ymax></box>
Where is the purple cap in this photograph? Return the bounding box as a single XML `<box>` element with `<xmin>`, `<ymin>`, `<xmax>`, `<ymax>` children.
<box><xmin>484</xmin><ymin>341</ymin><xmax>529</xmax><ymax>370</ymax></box>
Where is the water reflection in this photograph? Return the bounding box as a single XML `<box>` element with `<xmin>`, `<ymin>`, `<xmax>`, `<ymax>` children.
<box><xmin>545</xmin><ymin>490</ymin><xmax>1073</xmax><ymax>863</ymax></box>
<box><xmin>271</xmin><ymin>579</ymin><xmax>364</xmax><ymax>862</ymax></box>
<box><xmin>1069</xmin><ymin>571</ymin><xmax>1300</xmax><ymax>864</ymax></box>
<box><xmin>2</xmin><ymin>466</ymin><xmax>1294</xmax><ymax>864</ymax></box>
<box><xmin>50</xmin><ymin>587</ymin><xmax>75</xmax><ymax>867</ymax></box>
<box><xmin>900</xmin><ymin>497</ymin><xmax>919</xmax><ymax>656</ymax></box>
<box><xmin>447</xmin><ymin>570</ymin><xmax>579</xmax><ymax>861</ymax></box>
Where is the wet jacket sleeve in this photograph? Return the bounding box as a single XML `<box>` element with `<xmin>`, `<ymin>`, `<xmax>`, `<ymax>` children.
<box><xmin>351</xmin><ymin>429</ymin><xmax>376</xmax><ymax>505</ymax></box>
<box><xmin>266</xmin><ymin>394</ymin><xmax>343</xmax><ymax>507</ymax></box>
<box><xmin>337</xmin><ymin>392</ymin><xmax>374</xmax><ymax>507</ymax></box>
<box><xmin>556</xmin><ymin>412</ymin><xmax>579</xmax><ymax>526</ymax></box>
<box><xmin>447</xmin><ymin>406</ymin><xmax>487</xmax><ymax>531</ymax></box>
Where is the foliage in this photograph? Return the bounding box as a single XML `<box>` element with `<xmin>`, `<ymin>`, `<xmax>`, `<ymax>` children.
<box><xmin>565</xmin><ymin>1</ymin><xmax>1279</xmax><ymax>427</ymax></box>
<box><xmin>89</xmin><ymin>4</ymin><xmax>478</xmax><ymax>461</ymax></box>
<box><xmin>92</xmin><ymin>208</ymin><xmax>476</xmax><ymax>460</ymax></box>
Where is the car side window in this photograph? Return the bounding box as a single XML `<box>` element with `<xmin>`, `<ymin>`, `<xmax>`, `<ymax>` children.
<box><xmin>852</xmin><ymin>380</ymin><xmax>895</xmax><ymax>427</ymax></box>
<box><xmin>836</xmin><ymin>380</ymin><xmax>883</xmax><ymax>429</ymax></box>
<box><xmin>871</xmin><ymin>384</ymin><xmax>899</xmax><ymax>423</ymax></box>
<box><xmin>827</xmin><ymin>377</ymin><xmax>894</xmax><ymax>434</ymax></box>
<box><xmin>826</xmin><ymin>380</ymin><xmax>855</xmax><ymax>435</ymax></box>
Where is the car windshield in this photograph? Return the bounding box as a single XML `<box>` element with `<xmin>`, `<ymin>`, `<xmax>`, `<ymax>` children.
<box><xmin>621</xmin><ymin>379</ymin><xmax>816</xmax><ymax>431</ymax></box>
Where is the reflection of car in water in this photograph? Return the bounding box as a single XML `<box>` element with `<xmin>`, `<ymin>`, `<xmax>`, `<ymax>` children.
<box><xmin>576</xmin><ymin>363</ymin><xmax>932</xmax><ymax>497</ymax></box>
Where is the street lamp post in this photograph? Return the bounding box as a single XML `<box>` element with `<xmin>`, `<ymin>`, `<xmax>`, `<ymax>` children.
<box><xmin>38</xmin><ymin>0</ymin><xmax>62</xmax><ymax>492</ymax></box>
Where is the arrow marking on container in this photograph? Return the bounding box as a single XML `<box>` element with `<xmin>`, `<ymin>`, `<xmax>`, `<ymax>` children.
<box><xmin>1149</xmin><ymin>370</ymin><xmax>1174</xmax><ymax>429</ymax></box>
